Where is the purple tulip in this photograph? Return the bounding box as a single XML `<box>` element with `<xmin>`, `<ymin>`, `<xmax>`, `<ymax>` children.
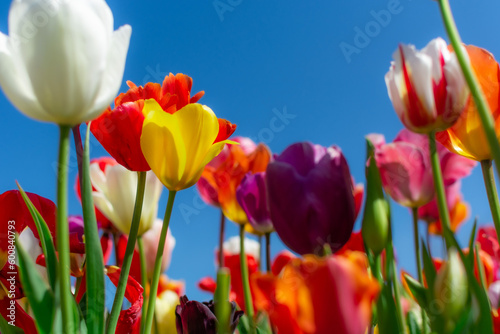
<box><xmin>266</xmin><ymin>142</ymin><xmax>356</xmax><ymax>255</ymax></box>
<box><xmin>175</xmin><ymin>296</ymin><xmax>243</xmax><ymax>334</ymax></box>
<box><xmin>236</xmin><ymin>172</ymin><xmax>273</xmax><ymax>234</ymax></box>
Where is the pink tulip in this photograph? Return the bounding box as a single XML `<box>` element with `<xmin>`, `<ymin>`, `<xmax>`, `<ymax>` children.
<box><xmin>370</xmin><ymin>129</ymin><xmax>476</xmax><ymax>208</ymax></box>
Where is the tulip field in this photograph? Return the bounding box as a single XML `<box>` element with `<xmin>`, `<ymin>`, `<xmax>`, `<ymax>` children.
<box><xmin>2</xmin><ymin>0</ymin><xmax>500</xmax><ymax>333</ymax></box>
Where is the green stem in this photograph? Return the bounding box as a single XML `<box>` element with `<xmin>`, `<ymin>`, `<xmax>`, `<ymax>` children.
<box><xmin>138</xmin><ymin>237</ymin><xmax>148</xmax><ymax>334</ymax></box>
<box><xmin>258</xmin><ymin>235</ymin><xmax>263</xmax><ymax>272</ymax></box>
<box><xmin>56</xmin><ymin>125</ymin><xmax>74</xmax><ymax>333</ymax></box>
<box><xmin>215</xmin><ymin>268</ymin><xmax>231</xmax><ymax>334</ymax></box>
<box><xmin>412</xmin><ymin>208</ymin><xmax>427</xmax><ymax>334</ymax></box>
<box><xmin>412</xmin><ymin>208</ymin><xmax>424</xmax><ymax>284</ymax></box>
<box><xmin>437</xmin><ymin>0</ymin><xmax>500</xmax><ymax>175</ymax></box>
<box><xmin>428</xmin><ymin>132</ymin><xmax>452</xmax><ymax>249</ymax></box>
<box><xmin>219</xmin><ymin>210</ymin><xmax>226</xmax><ymax>268</ymax></box>
<box><xmin>143</xmin><ymin>190</ymin><xmax>177</xmax><ymax>334</ymax></box>
<box><xmin>265</xmin><ymin>233</ymin><xmax>271</xmax><ymax>273</ymax></box>
<box><xmin>387</xmin><ymin>225</ymin><xmax>407</xmax><ymax>332</ymax></box>
<box><xmin>481</xmin><ymin>160</ymin><xmax>500</xmax><ymax>243</ymax></box>
<box><xmin>239</xmin><ymin>224</ymin><xmax>256</xmax><ymax>334</ymax></box>
<box><xmin>106</xmin><ymin>171</ymin><xmax>147</xmax><ymax>333</ymax></box>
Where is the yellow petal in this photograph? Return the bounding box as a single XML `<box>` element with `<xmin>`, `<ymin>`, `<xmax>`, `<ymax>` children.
<box><xmin>141</xmin><ymin>99</ymin><xmax>186</xmax><ymax>189</ymax></box>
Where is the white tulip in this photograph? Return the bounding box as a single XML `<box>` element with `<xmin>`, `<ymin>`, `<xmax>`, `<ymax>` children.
<box><xmin>90</xmin><ymin>162</ymin><xmax>163</xmax><ymax>236</ymax></box>
<box><xmin>0</xmin><ymin>0</ymin><xmax>132</xmax><ymax>125</ymax></box>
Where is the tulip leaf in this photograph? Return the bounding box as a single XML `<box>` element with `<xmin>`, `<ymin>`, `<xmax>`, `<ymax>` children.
<box><xmin>236</xmin><ymin>314</ymin><xmax>251</xmax><ymax>334</ymax></box>
<box><xmin>0</xmin><ymin>314</ymin><xmax>24</xmax><ymax>334</ymax></box>
<box><xmin>403</xmin><ymin>274</ymin><xmax>428</xmax><ymax>310</ymax></box>
<box><xmin>467</xmin><ymin>219</ymin><xmax>478</xmax><ymax>268</ymax></box>
<box><xmin>77</xmin><ymin>123</ymin><xmax>105</xmax><ymax>333</ymax></box>
<box><xmin>16</xmin><ymin>236</ymin><xmax>54</xmax><ymax>334</ymax></box>
<box><xmin>16</xmin><ymin>182</ymin><xmax>58</xmax><ymax>291</ymax></box>
<box><xmin>406</xmin><ymin>311</ymin><xmax>422</xmax><ymax>334</ymax></box>
<box><xmin>421</xmin><ymin>242</ymin><xmax>436</xmax><ymax>292</ymax></box>
<box><xmin>451</xmin><ymin>307</ymin><xmax>472</xmax><ymax>334</ymax></box>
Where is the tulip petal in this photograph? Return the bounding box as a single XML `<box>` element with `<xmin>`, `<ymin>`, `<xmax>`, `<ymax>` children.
<box><xmin>0</xmin><ymin>32</ymin><xmax>50</xmax><ymax>122</ymax></box>
<box><xmin>91</xmin><ymin>24</ymin><xmax>132</xmax><ymax>119</ymax></box>
<box><xmin>141</xmin><ymin>100</ymin><xmax>187</xmax><ymax>189</ymax></box>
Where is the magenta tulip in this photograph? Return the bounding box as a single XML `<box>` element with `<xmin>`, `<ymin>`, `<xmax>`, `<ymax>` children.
<box><xmin>236</xmin><ymin>172</ymin><xmax>273</xmax><ymax>234</ymax></box>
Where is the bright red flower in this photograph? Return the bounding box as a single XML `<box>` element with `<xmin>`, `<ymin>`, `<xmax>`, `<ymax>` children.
<box><xmin>90</xmin><ymin>73</ymin><xmax>235</xmax><ymax>172</ymax></box>
<box><xmin>252</xmin><ymin>253</ymin><xmax>380</xmax><ymax>334</ymax></box>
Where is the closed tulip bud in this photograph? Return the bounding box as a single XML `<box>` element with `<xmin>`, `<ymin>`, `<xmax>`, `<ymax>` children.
<box><xmin>362</xmin><ymin>138</ymin><xmax>390</xmax><ymax>255</ymax></box>
<box><xmin>433</xmin><ymin>248</ymin><xmax>468</xmax><ymax>322</ymax></box>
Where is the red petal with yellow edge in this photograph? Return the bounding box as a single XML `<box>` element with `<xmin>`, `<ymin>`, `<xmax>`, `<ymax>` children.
<box><xmin>214</xmin><ymin>119</ymin><xmax>237</xmax><ymax>143</ymax></box>
<box><xmin>0</xmin><ymin>263</ymin><xmax>23</xmax><ymax>299</ymax></box>
<box><xmin>107</xmin><ymin>266</ymin><xmax>144</xmax><ymax>334</ymax></box>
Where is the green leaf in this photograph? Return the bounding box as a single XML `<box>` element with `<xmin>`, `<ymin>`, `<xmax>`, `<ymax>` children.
<box><xmin>421</xmin><ymin>242</ymin><xmax>436</xmax><ymax>292</ymax></box>
<box><xmin>16</xmin><ymin>182</ymin><xmax>58</xmax><ymax>291</ymax></box>
<box><xmin>78</xmin><ymin>123</ymin><xmax>105</xmax><ymax>333</ymax></box>
<box><xmin>403</xmin><ymin>274</ymin><xmax>428</xmax><ymax>310</ymax></box>
<box><xmin>407</xmin><ymin>311</ymin><xmax>422</xmax><ymax>334</ymax></box>
<box><xmin>467</xmin><ymin>219</ymin><xmax>478</xmax><ymax>268</ymax></box>
<box><xmin>236</xmin><ymin>314</ymin><xmax>251</xmax><ymax>334</ymax></box>
<box><xmin>256</xmin><ymin>312</ymin><xmax>272</xmax><ymax>334</ymax></box>
<box><xmin>17</xmin><ymin>236</ymin><xmax>54</xmax><ymax>334</ymax></box>
<box><xmin>0</xmin><ymin>313</ymin><xmax>24</xmax><ymax>334</ymax></box>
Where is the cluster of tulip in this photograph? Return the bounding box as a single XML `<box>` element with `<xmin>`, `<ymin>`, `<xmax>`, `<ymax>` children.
<box><xmin>2</xmin><ymin>0</ymin><xmax>500</xmax><ymax>334</ymax></box>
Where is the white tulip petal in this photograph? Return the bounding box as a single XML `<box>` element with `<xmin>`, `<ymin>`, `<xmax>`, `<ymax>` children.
<box><xmin>88</xmin><ymin>24</ymin><xmax>132</xmax><ymax>122</ymax></box>
<box><xmin>0</xmin><ymin>32</ymin><xmax>51</xmax><ymax>121</ymax></box>
<box><xmin>18</xmin><ymin>1</ymin><xmax>109</xmax><ymax>124</ymax></box>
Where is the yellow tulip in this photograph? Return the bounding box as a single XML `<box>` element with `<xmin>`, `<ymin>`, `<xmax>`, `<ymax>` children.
<box><xmin>140</xmin><ymin>99</ymin><xmax>234</xmax><ymax>191</ymax></box>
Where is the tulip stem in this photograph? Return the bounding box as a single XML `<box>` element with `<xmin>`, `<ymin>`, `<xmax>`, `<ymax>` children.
<box><xmin>143</xmin><ymin>190</ymin><xmax>177</xmax><ymax>334</ymax></box>
<box><xmin>437</xmin><ymin>0</ymin><xmax>500</xmax><ymax>176</ymax></box>
<box><xmin>219</xmin><ymin>210</ymin><xmax>226</xmax><ymax>268</ymax></box>
<box><xmin>215</xmin><ymin>268</ymin><xmax>231</xmax><ymax>334</ymax></box>
<box><xmin>265</xmin><ymin>233</ymin><xmax>271</xmax><ymax>273</ymax></box>
<box><xmin>412</xmin><ymin>208</ymin><xmax>424</xmax><ymax>284</ymax></box>
<box><xmin>57</xmin><ymin>125</ymin><xmax>75</xmax><ymax>334</ymax></box>
<box><xmin>106</xmin><ymin>171</ymin><xmax>147</xmax><ymax>334</ymax></box>
<box><xmin>387</xmin><ymin>223</ymin><xmax>407</xmax><ymax>333</ymax></box>
<box><xmin>412</xmin><ymin>208</ymin><xmax>428</xmax><ymax>334</ymax></box>
<box><xmin>481</xmin><ymin>160</ymin><xmax>500</xmax><ymax>243</ymax></box>
<box><xmin>138</xmin><ymin>236</ymin><xmax>148</xmax><ymax>334</ymax></box>
<box><xmin>239</xmin><ymin>224</ymin><xmax>256</xmax><ymax>334</ymax></box>
<box><xmin>428</xmin><ymin>132</ymin><xmax>453</xmax><ymax>250</ymax></box>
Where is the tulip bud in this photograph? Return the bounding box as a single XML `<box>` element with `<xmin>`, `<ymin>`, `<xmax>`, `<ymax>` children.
<box><xmin>433</xmin><ymin>248</ymin><xmax>468</xmax><ymax>322</ymax></box>
<box><xmin>362</xmin><ymin>138</ymin><xmax>390</xmax><ymax>255</ymax></box>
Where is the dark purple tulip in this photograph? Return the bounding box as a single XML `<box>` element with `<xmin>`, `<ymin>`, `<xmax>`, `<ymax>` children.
<box><xmin>236</xmin><ymin>172</ymin><xmax>273</xmax><ymax>234</ymax></box>
<box><xmin>266</xmin><ymin>142</ymin><xmax>356</xmax><ymax>255</ymax></box>
<box><xmin>175</xmin><ymin>296</ymin><xmax>243</xmax><ymax>334</ymax></box>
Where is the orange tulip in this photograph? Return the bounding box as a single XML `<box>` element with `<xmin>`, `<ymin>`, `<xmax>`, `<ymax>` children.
<box><xmin>437</xmin><ymin>45</ymin><xmax>500</xmax><ymax>161</ymax></box>
<box><xmin>252</xmin><ymin>252</ymin><xmax>379</xmax><ymax>334</ymax></box>
<box><xmin>199</xmin><ymin>137</ymin><xmax>271</xmax><ymax>224</ymax></box>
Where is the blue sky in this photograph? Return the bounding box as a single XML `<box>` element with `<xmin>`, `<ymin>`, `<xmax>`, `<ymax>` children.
<box><xmin>0</xmin><ymin>0</ymin><xmax>499</xmax><ymax>302</ymax></box>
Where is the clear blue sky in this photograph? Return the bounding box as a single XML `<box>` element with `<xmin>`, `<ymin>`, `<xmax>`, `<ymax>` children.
<box><xmin>0</xmin><ymin>0</ymin><xmax>498</xmax><ymax>302</ymax></box>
